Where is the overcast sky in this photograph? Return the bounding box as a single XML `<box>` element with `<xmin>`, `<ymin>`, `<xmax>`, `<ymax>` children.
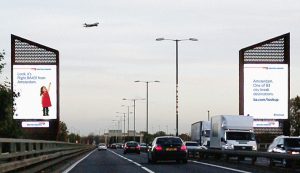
<box><xmin>1</xmin><ymin>0</ymin><xmax>300</xmax><ymax>136</ymax></box>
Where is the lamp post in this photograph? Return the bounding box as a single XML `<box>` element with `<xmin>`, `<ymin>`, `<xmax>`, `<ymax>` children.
<box><xmin>123</xmin><ymin>98</ymin><xmax>145</xmax><ymax>141</ymax></box>
<box><xmin>156</xmin><ymin>37</ymin><xmax>198</xmax><ymax>136</ymax></box>
<box><xmin>122</xmin><ymin>105</ymin><xmax>133</xmax><ymax>136</ymax></box>
<box><xmin>116</xmin><ymin>112</ymin><xmax>126</xmax><ymax>142</ymax></box>
<box><xmin>208</xmin><ymin>110</ymin><xmax>210</xmax><ymax>121</ymax></box>
<box><xmin>134</xmin><ymin>80</ymin><xmax>160</xmax><ymax>134</ymax></box>
<box><xmin>112</xmin><ymin>120</ymin><xmax>118</xmax><ymax>143</ymax></box>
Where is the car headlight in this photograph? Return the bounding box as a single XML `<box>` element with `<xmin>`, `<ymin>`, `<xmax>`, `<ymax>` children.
<box><xmin>252</xmin><ymin>145</ymin><xmax>257</xmax><ymax>151</ymax></box>
<box><xmin>224</xmin><ymin>144</ymin><xmax>234</xmax><ymax>150</ymax></box>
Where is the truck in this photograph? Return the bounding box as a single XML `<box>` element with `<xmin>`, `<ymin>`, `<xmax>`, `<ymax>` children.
<box><xmin>191</xmin><ymin>121</ymin><xmax>211</xmax><ymax>146</ymax></box>
<box><xmin>209</xmin><ymin>115</ymin><xmax>257</xmax><ymax>151</ymax></box>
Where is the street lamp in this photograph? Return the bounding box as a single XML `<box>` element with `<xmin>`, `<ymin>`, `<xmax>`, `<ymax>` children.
<box><xmin>112</xmin><ymin>120</ymin><xmax>118</xmax><ymax>142</ymax></box>
<box><xmin>123</xmin><ymin>98</ymin><xmax>145</xmax><ymax>141</ymax></box>
<box><xmin>134</xmin><ymin>80</ymin><xmax>160</xmax><ymax>134</ymax></box>
<box><xmin>208</xmin><ymin>110</ymin><xmax>210</xmax><ymax>121</ymax></box>
<box><xmin>116</xmin><ymin>112</ymin><xmax>126</xmax><ymax>142</ymax></box>
<box><xmin>121</xmin><ymin>105</ymin><xmax>133</xmax><ymax>137</ymax></box>
<box><xmin>156</xmin><ymin>37</ymin><xmax>198</xmax><ymax>136</ymax></box>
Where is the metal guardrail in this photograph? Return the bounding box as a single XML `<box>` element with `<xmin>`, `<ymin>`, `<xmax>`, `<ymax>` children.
<box><xmin>188</xmin><ymin>149</ymin><xmax>300</xmax><ymax>168</ymax></box>
<box><xmin>257</xmin><ymin>143</ymin><xmax>270</xmax><ymax>151</ymax></box>
<box><xmin>0</xmin><ymin>138</ymin><xmax>94</xmax><ymax>173</ymax></box>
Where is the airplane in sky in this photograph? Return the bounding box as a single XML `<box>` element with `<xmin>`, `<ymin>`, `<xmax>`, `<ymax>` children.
<box><xmin>83</xmin><ymin>22</ymin><xmax>99</xmax><ymax>27</ymax></box>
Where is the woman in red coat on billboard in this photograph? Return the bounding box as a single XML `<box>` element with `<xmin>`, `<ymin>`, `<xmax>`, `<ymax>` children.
<box><xmin>40</xmin><ymin>82</ymin><xmax>52</xmax><ymax>116</ymax></box>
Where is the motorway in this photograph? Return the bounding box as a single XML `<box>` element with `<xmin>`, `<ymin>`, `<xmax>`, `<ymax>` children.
<box><xmin>62</xmin><ymin>149</ymin><xmax>297</xmax><ymax>173</ymax></box>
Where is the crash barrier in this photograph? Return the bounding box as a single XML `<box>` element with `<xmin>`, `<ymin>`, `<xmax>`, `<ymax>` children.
<box><xmin>0</xmin><ymin>138</ymin><xmax>95</xmax><ymax>173</ymax></box>
<box><xmin>257</xmin><ymin>143</ymin><xmax>270</xmax><ymax>151</ymax></box>
<box><xmin>188</xmin><ymin>149</ymin><xmax>300</xmax><ymax>168</ymax></box>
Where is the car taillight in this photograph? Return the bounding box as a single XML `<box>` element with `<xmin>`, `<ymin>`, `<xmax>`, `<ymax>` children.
<box><xmin>136</xmin><ymin>145</ymin><xmax>140</xmax><ymax>150</ymax></box>
<box><xmin>181</xmin><ymin>145</ymin><xmax>187</xmax><ymax>151</ymax></box>
<box><xmin>155</xmin><ymin>145</ymin><xmax>163</xmax><ymax>151</ymax></box>
<box><xmin>288</xmin><ymin>151</ymin><xmax>300</xmax><ymax>155</ymax></box>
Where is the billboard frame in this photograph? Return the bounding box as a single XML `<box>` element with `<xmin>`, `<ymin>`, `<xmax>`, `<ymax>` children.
<box><xmin>239</xmin><ymin>33</ymin><xmax>290</xmax><ymax>135</ymax></box>
<box><xmin>11</xmin><ymin>34</ymin><xmax>60</xmax><ymax>140</ymax></box>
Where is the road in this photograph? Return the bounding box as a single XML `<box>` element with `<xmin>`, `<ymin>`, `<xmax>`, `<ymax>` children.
<box><xmin>63</xmin><ymin>149</ymin><xmax>297</xmax><ymax>173</ymax></box>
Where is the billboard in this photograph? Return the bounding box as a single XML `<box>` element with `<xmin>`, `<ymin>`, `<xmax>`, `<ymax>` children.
<box><xmin>244</xmin><ymin>64</ymin><xmax>288</xmax><ymax>119</ymax></box>
<box><xmin>13</xmin><ymin>65</ymin><xmax>57</xmax><ymax>120</ymax></box>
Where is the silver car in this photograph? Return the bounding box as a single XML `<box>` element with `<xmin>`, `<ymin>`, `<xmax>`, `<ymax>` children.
<box><xmin>268</xmin><ymin>135</ymin><xmax>300</xmax><ymax>167</ymax></box>
<box><xmin>98</xmin><ymin>143</ymin><xmax>107</xmax><ymax>151</ymax></box>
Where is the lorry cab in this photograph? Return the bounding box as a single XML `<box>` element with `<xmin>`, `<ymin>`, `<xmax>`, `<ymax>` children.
<box><xmin>222</xmin><ymin>130</ymin><xmax>257</xmax><ymax>151</ymax></box>
<box><xmin>210</xmin><ymin>115</ymin><xmax>257</xmax><ymax>151</ymax></box>
<box><xmin>191</xmin><ymin>121</ymin><xmax>211</xmax><ymax>147</ymax></box>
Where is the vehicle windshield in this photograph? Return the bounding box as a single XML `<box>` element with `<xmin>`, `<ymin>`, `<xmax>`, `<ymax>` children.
<box><xmin>185</xmin><ymin>142</ymin><xmax>199</xmax><ymax>146</ymax></box>
<box><xmin>226</xmin><ymin>132</ymin><xmax>255</xmax><ymax>141</ymax></box>
<box><xmin>99</xmin><ymin>143</ymin><xmax>106</xmax><ymax>146</ymax></box>
<box><xmin>126</xmin><ymin>142</ymin><xmax>138</xmax><ymax>147</ymax></box>
<box><xmin>204</xmin><ymin>130</ymin><xmax>210</xmax><ymax>137</ymax></box>
<box><xmin>156</xmin><ymin>138</ymin><xmax>182</xmax><ymax>146</ymax></box>
<box><xmin>285</xmin><ymin>138</ymin><xmax>300</xmax><ymax>147</ymax></box>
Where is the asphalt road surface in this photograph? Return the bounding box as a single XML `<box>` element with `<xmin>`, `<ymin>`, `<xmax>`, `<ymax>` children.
<box><xmin>63</xmin><ymin>149</ymin><xmax>298</xmax><ymax>173</ymax></box>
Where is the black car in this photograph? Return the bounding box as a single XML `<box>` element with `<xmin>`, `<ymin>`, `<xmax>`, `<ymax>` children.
<box><xmin>140</xmin><ymin>143</ymin><xmax>149</xmax><ymax>152</ymax></box>
<box><xmin>148</xmin><ymin>136</ymin><xmax>188</xmax><ymax>164</ymax></box>
<box><xmin>123</xmin><ymin>141</ymin><xmax>140</xmax><ymax>154</ymax></box>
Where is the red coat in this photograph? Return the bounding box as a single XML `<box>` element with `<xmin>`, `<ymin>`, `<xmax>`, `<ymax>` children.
<box><xmin>42</xmin><ymin>91</ymin><xmax>52</xmax><ymax>108</ymax></box>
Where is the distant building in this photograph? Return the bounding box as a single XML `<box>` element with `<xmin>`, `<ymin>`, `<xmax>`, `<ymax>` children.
<box><xmin>104</xmin><ymin>130</ymin><xmax>143</xmax><ymax>144</ymax></box>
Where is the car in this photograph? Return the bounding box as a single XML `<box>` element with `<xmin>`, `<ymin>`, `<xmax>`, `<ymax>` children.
<box><xmin>148</xmin><ymin>136</ymin><xmax>188</xmax><ymax>164</ymax></box>
<box><xmin>184</xmin><ymin>141</ymin><xmax>201</xmax><ymax>152</ymax></box>
<box><xmin>117</xmin><ymin>143</ymin><xmax>124</xmax><ymax>149</ymax></box>
<box><xmin>140</xmin><ymin>143</ymin><xmax>149</xmax><ymax>152</ymax></box>
<box><xmin>98</xmin><ymin>143</ymin><xmax>107</xmax><ymax>151</ymax></box>
<box><xmin>110</xmin><ymin>143</ymin><xmax>117</xmax><ymax>149</ymax></box>
<box><xmin>123</xmin><ymin>141</ymin><xmax>140</xmax><ymax>154</ymax></box>
<box><xmin>184</xmin><ymin>141</ymin><xmax>208</xmax><ymax>157</ymax></box>
<box><xmin>268</xmin><ymin>135</ymin><xmax>300</xmax><ymax>167</ymax></box>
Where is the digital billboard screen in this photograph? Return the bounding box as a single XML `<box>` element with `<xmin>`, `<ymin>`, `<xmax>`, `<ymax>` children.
<box><xmin>244</xmin><ymin>64</ymin><xmax>288</xmax><ymax>119</ymax></box>
<box><xmin>13</xmin><ymin>65</ymin><xmax>57</xmax><ymax>120</ymax></box>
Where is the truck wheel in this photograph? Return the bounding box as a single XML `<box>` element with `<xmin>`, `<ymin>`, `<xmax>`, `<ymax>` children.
<box><xmin>283</xmin><ymin>159</ymin><xmax>291</xmax><ymax>168</ymax></box>
<box><xmin>269</xmin><ymin>159</ymin><xmax>275</xmax><ymax>167</ymax></box>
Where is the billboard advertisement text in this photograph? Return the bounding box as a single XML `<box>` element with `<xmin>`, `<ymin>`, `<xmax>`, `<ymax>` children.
<box><xmin>13</xmin><ymin>65</ymin><xmax>57</xmax><ymax>120</ymax></box>
<box><xmin>244</xmin><ymin>64</ymin><xmax>288</xmax><ymax>119</ymax></box>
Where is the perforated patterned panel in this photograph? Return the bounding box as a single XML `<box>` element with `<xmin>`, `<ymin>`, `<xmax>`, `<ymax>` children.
<box><xmin>244</xmin><ymin>38</ymin><xmax>285</xmax><ymax>63</ymax></box>
<box><xmin>13</xmin><ymin>36</ymin><xmax>57</xmax><ymax>64</ymax></box>
<box><xmin>254</xmin><ymin>127</ymin><xmax>283</xmax><ymax>134</ymax></box>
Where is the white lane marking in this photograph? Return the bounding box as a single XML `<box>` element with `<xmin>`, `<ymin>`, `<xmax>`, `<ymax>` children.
<box><xmin>191</xmin><ymin>160</ymin><xmax>252</xmax><ymax>173</ymax></box>
<box><xmin>109</xmin><ymin>150</ymin><xmax>155</xmax><ymax>173</ymax></box>
<box><xmin>141</xmin><ymin>166</ymin><xmax>155</xmax><ymax>173</ymax></box>
<box><xmin>62</xmin><ymin>149</ymin><xmax>96</xmax><ymax>173</ymax></box>
<box><xmin>133</xmin><ymin>162</ymin><xmax>142</xmax><ymax>167</ymax></box>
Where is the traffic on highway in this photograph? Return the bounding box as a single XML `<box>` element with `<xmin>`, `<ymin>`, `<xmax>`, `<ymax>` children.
<box><xmin>61</xmin><ymin>116</ymin><xmax>300</xmax><ymax>173</ymax></box>
<box><xmin>63</xmin><ymin>137</ymin><xmax>299</xmax><ymax>173</ymax></box>
<box><xmin>1</xmin><ymin>1</ymin><xmax>300</xmax><ymax>173</ymax></box>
